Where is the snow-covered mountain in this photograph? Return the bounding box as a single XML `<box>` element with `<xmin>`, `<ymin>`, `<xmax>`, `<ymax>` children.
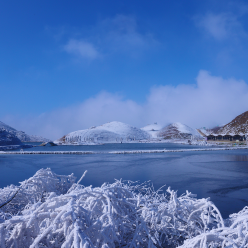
<box><xmin>141</xmin><ymin>123</ymin><xmax>162</xmax><ymax>138</ymax></box>
<box><xmin>197</xmin><ymin>128</ymin><xmax>210</xmax><ymax>137</ymax></box>
<box><xmin>217</xmin><ymin>111</ymin><xmax>248</xmax><ymax>135</ymax></box>
<box><xmin>0</xmin><ymin>121</ymin><xmax>51</xmax><ymax>142</ymax></box>
<box><xmin>0</xmin><ymin>129</ymin><xmax>22</xmax><ymax>146</ymax></box>
<box><xmin>158</xmin><ymin>122</ymin><xmax>202</xmax><ymax>139</ymax></box>
<box><xmin>56</xmin><ymin>121</ymin><xmax>150</xmax><ymax>144</ymax></box>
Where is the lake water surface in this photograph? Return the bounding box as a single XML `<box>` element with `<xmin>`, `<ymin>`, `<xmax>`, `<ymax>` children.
<box><xmin>1</xmin><ymin>143</ymin><xmax>248</xmax><ymax>219</ymax></box>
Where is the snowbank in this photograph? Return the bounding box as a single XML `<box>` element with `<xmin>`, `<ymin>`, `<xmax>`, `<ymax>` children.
<box><xmin>1</xmin><ymin>168</ymin><xmax>248</xmax><ymax>247</ymax></box>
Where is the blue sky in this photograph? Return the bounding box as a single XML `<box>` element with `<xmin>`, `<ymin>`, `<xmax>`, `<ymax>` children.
<box><xmin>1</xmin><ymin>0</ymin><xmax>248</xmax><ymax>139</ymax></box>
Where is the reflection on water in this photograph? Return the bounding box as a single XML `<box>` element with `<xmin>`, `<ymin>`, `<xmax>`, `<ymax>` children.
<box><xmin>209</xmin><ymin>183</ymin><xmax>248</xmax><ymax>194</ymax></box>
<box><xmin>0</xmin><ymin>144</ymin><xmax>248</xmax><ymax>218</ymax></box>
<box><xmin>229</xmin><ymin>154</ymin><xmax>248</xmax><ymax>161</ymax></box>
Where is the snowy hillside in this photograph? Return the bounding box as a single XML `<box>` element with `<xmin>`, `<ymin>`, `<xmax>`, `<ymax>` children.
<box><xmin>217</xmin><ymin>111</ymin><xmax>248</xmax><ymax>135</ymax></box>
<box><xmin>0</xmin><ymin>121</ymin><xmax>50</xmax><ymax>142</ymax></box>
<box><xmin>158</xmin><ymin>122</ymin><xmax>203</xmax><ymax>139</ymax></box>
<box><xmin>0</xmin><ymin>128</ymin><xmax>22</xmax><ymax>146</ymax></box>
<box><xmin>141</xmin><ymin>123</ymin><xmax>162</xmax><ymax>138</ymax></box>
<box><xmin>56</xmin><ymin>121</ymin><xmax>150</xmax><ymax>144</ymax></box>
<box><xmin>197</xmin><ymin>128</ymin><xmax>211</xmax><ymax>136</ymax></box>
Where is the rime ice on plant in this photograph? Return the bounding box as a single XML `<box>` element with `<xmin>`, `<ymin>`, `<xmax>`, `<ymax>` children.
<box><xmin>0</xmin><ymin>168</ymin><xmax>248</xmax><ymax>248</ymax></box>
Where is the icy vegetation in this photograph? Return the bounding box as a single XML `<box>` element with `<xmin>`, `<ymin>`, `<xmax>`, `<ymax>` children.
<box><xmin>1</xmin><ymin>169</ymin><xmax>248</xmax><ymax>247</ymax></box>
<box><xmin>0</xmin><ymin>121</ymin><xmax>51</xmax><ymax>142</ymax></box>
<box><xmin>56</xmin><ymin>121</ymin><xmax>150</xmax><ymax>145</ymax></box>
<box><xmin>0</xmin><ymin>168</ymin><xmax>76</xmax><ymax>218</ymax></box>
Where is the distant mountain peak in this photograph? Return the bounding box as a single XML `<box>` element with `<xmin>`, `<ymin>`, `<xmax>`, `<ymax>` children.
<box><xmin>56</xmin><ymin>121</ymin><xmax>150</xmax><ymax>144</ymax></box>
<box><xmin>158</xmin><ymin>122</ymin><xmax>202</xmax><ymax>139</ymax></box>
<box><xmin>0</xmin><ymin>128</ymin><xmax>22</xmax><ymax>146</ymax></box>
<box><xmin>0</xmin><ymin>121</ymin><xmax>51</xmax><ymax>142</ymax></box>
<box><xmin>217</xmin><ymin>111</ymin><xmax>248</xmax><ymax>135</ymax></box>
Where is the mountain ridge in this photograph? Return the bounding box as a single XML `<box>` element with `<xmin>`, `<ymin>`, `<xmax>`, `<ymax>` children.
<box><xmin>217</xmin><ymin>111</ymin><xmax>248</xmax><ymax>135</ymax></box>
<box><xmin>0</xmin><ymin>121</ymin><xmax>51</xmax><ymax>142</ymax></box>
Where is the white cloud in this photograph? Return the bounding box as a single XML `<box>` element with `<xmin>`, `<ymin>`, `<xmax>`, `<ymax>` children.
<box><xmin>63</xmin><ymin>15</ymin><xmax>158</xmax><ymax>60</ymax></box>
<box><xmin>100</xmin><ymin>15</ymin><xmax>158</xmax><ymax>52</ymax></box>
<box><xmin>64</xmin><ymin>39</ymin><xmax>99</xmax><ymax>60</ymax></box>
<box><xmin>196</xmin><ymin>12</ymin><xmax>246</xmax><ymax>41</ymax></box>
<box><xmin>3</xmin><ymin>71</ymin><xmax>248</xmax><ymax>140</ymax></box>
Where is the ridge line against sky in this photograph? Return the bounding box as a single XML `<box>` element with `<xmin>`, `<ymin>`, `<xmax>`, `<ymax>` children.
<box><xmin>1</xmin><ymin>0</ymin><xmax>248</xmax><ymax>139</ymax></box>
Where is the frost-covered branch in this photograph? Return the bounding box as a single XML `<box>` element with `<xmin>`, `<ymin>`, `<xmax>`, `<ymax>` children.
<box><xmin>1</xmin><ymin>168</ymin><xmax>248</xmax><ymax>248</ymax></box>
<box><xmin>0</xmin><ymin>168</ymin><xmax>76</xmax><ymax>216</ymax></box>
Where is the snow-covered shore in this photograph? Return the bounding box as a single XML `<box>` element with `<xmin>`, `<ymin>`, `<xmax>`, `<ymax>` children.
<box><xmin>1</xmin><ymin>146</ymin><xmax>248</xmax><ymax>155</ymax></box>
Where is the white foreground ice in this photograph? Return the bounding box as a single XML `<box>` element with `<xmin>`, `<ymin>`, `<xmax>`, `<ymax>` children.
<box><xmin>1</xmin><ymin>168</ymin><xmax>248</xmax><ymax>247</ymax></box>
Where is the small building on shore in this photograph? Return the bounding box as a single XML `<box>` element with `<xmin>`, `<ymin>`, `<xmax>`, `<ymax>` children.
<box><xmin>207</xmin><ymin>134</ymin><xmax>246</xmax><ymax>141</ymax></box>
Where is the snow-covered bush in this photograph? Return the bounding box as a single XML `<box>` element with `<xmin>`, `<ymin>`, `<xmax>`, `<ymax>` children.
<box><xmin>178</xmin><ymin>206</ymin><xmax>248</xmax><ymax>248</ymax></box>
<box><xmin>0</xmin><ymin>168</ymin><xmax>76</xmax><ymax>216</ymax></box>
<box><xmin>0</xmin><ymin>168</ymin><xmax>248</xmax><ymax>248</ymax></box>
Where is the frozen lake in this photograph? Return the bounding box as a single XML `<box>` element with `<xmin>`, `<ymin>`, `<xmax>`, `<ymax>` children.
<box><xmin>1</xmin><ymin>143</ymin><xmax>248</xmax><ymax>218</ymax></box>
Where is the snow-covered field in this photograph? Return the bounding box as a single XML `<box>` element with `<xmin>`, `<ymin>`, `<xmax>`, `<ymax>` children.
<box><xmin>1</xmin><ymin>168</ymin><xmax>248</xmax><ymax>247</ymax></box>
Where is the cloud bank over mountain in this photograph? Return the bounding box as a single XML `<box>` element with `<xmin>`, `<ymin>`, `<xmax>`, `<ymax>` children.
<box><xmin>3</xmin><ymin>70</ymin><xmax>248</xmax><ymax>140</ymax></box>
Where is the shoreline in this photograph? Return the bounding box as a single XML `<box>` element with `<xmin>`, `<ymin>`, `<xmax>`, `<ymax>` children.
<box><xmin>0</xmin><ymin>146</ymin><xmax>248</xmax><ymax>155</ymax></box>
